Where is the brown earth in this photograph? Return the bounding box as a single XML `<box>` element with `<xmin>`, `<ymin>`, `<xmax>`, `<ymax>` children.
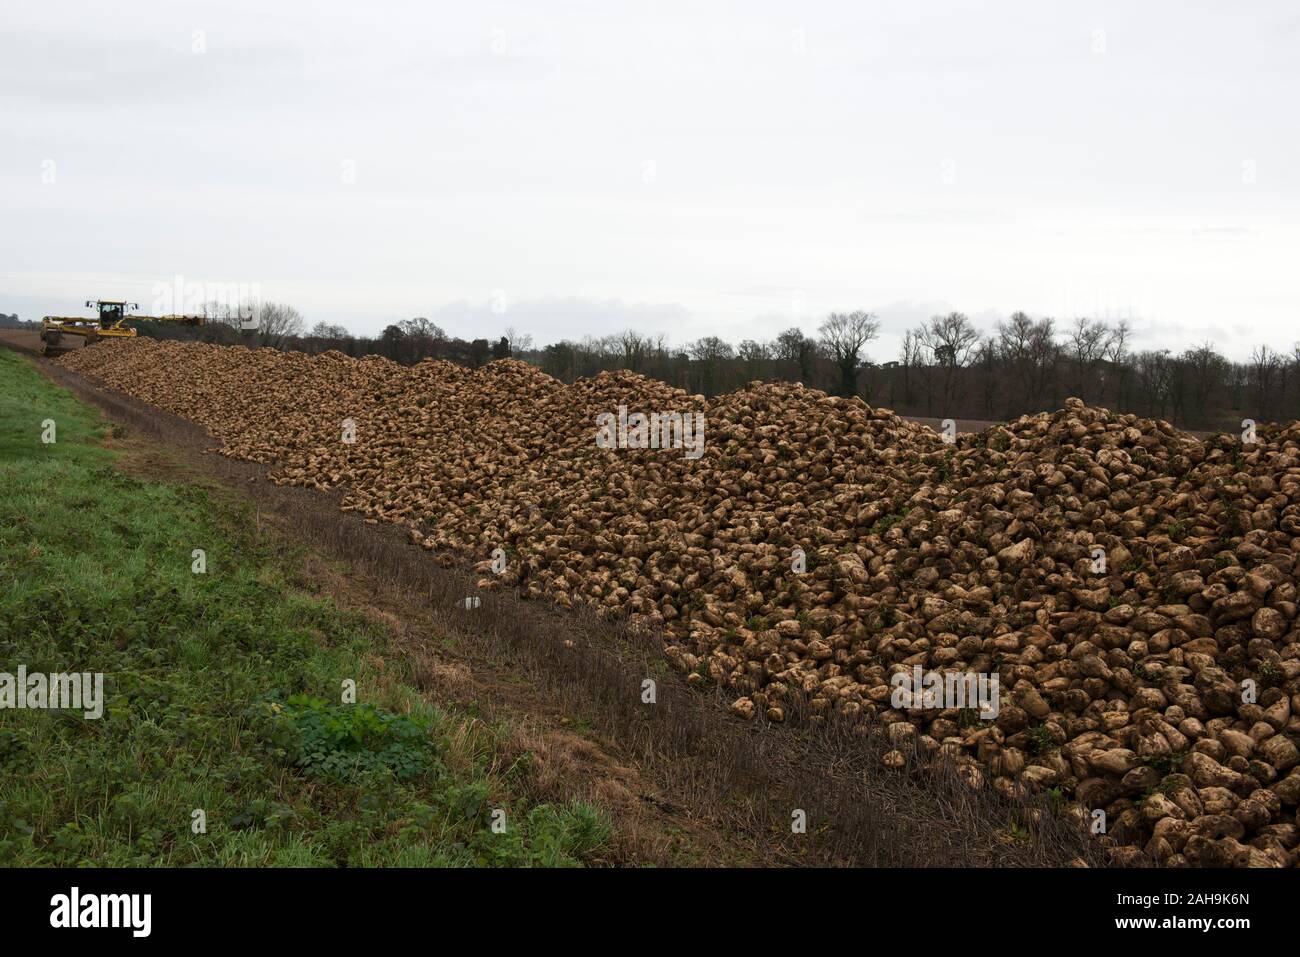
<box><xmin>0</xmin><ymin>329</ymin><xmax>42</xmax><ymax>354</ymax></box>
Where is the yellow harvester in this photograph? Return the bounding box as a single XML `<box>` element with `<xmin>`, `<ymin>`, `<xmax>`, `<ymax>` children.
<box><xmin>40</xmin><ymin>300</ymin><xmax>207</xmax><ymax>356</ymax></box>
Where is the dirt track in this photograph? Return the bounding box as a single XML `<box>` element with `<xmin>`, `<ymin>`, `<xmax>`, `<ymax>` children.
<box><xmin>0</xmin><ymin>329</ymin><xmax>42</xmax><ymax>355</ymax></box>
<box><xmin>2</xmin><ymin>338</ymin><xmax>1099</xmax><ymax>867</ymax></box>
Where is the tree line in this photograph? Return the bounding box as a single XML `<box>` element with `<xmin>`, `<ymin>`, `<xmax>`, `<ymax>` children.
<box><xmin>528</xmin><ymin>312</ymin><xmax>1299</xmax><ymax>430</ymax></box>
<box><xmin>61</xmin><ymin>299</ymin><xmax>1300</xmax><ymax>430</ymax></box>
<box><xmin>138</xmin><ymin>304</ymin><xmax>527</xmax><ymax>370</ymax></box>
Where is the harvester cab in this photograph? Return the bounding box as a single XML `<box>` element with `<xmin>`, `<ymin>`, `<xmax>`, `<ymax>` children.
<box><xmin>40</xmin><ymin>299</ymin><xmax>207</xmax><ymax>357</ymax></box>
<box><xmin>91</xmin><ymin>299</ymin><xmax>132</xmax><ymax>328</ymax></box>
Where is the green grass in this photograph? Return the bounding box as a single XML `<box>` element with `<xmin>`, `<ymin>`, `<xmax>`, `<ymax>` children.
<box><xmin>0</xmin><ymin>349</ymin><xmax>610</xmax><ymax>866</ymax></box>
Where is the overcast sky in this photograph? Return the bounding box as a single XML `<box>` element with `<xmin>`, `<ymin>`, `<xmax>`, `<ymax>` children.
<box><xmin>2</xmin><ymin>1</ymin><xmax>1297</xmax><ymax>359</ymax></box>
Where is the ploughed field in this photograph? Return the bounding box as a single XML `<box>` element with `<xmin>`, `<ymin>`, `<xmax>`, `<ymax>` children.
<box><xmin>59</xmin><ymin>338</ymin><xmax>1300</xmax><ymax>867</ymax></box>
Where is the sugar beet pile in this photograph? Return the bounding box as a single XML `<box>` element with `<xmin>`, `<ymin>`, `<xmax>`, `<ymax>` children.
<box><xmin>61</xmin><ymin>339</ymin><xmax>1300</xmax><ymax>867</ymax></box>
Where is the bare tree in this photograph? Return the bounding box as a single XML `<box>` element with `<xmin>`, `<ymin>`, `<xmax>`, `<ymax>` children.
<box><xmin>202</xmin><ymin>299</ymin><xmax>236</xmax><ymax>324</ymax></box>
<box><xmin>974</xmin><ymin>338</ymin><xmax>998</xmax><ymax>418</ymax></box>
<box><xmin>616</xmin><ymin>329</ymin><xmax>649</xmax><ymax>372</ymax></box>
<box><xmin>310</xmin><ymin>321</ymin><xmax>350</xmax><ymax>339</ymax></box>
<box><xmin>1104</xmin><ymin>318</ymin><xmax>1132</xmax><ymax>409</ymax></box>
<box><xmin>737</xmin><ymin>339</ymin><xmax>771</xmax><ymax>382</ymax></box>
<box><xmin>897</xmin><ymin>328</ymin><xmax>923</xmax><ymax>408</ymax></box>
<box><xmin>818</xmin><ymin>311</ymin><xmax>880</xmax><ymax>397</ymax></box>
<box><xmin>1291</xmin><ymin>344</ymin><xmax>1300</xmax><ymax>420</ymax></box>
<box><xmin>1179</xmin><ymin>343</ymin><xmax>1228</xmax><ymax>427</ymax></box>
<box><xmin>917</xmin><ymin>312</ymin><xmax>979</xmax><ymax>414</ymax></box>
<box><xmin>568</xmin><ymin>336</ymin><xmax>603</xmax><ymax>377</ymax></box>
<box><xmin>1134</xmin><ymin>349</ymin><xmax>1174</xmax><ymax>419</ymax></box>
<box><xmin>256</xmin><ymin>301</ymin><xmax>305</xmax><ymax>346</ymax></box>
<box><xmin>688</xmin><ymin>336</ymin><xmax>735</xmax><ymax>394</ymax></box>
<box><xmin>389</xmin><ymin>317</ymin><xmax>446</xmax><ymax>361</ymax></box>
<box><xmin>1067</xmin><ymin>317</ymin><xmax>1113</xmax><ymax>403</ymax></box>
<box><xmin>399</xmin><ymin>317</ymin><xmax>446</xmax><ymax>340</ymax></box>
<box><xmin>774</xmin><ymin>327</ymin><xmax>817</xmax><ymax>384</ymax></box>
<box><xmin>997</xmin><ymin>311</ymin><xmax>1057</xmax><ymax>413</ymax></box>
<box><xmin>503</xmin><ymin>326</ymin><xmax>534</xmax><ymax>356</ymax></box>
<box><xmin>1250</xmin><ymin>345</ymin><xmax>1284</xmax><ymax>422</ymax></box>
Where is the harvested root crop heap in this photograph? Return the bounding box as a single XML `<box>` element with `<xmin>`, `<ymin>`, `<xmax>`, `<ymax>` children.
<box><xmin>60</xmin><ymin>338</ymin><xmax>1300</xmax><ymax>867</ymax></box>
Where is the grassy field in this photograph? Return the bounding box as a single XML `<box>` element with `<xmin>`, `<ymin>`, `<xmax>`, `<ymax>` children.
<box><xmin>0</xmin><ymin>348</ymin><xmax>610</xmax><ymax>866</ymax></box>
